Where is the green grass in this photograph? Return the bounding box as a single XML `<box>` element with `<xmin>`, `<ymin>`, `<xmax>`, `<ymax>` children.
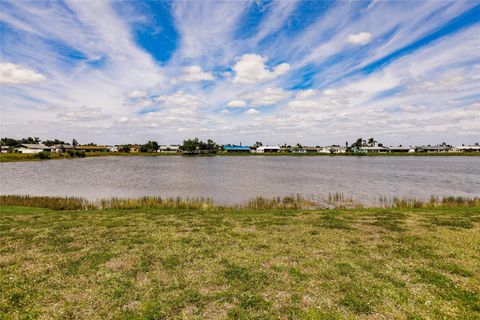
<box><xmin>1</xmin><ymin>205</ymin><xmax>479</xmax><ymax>319</ymax></box>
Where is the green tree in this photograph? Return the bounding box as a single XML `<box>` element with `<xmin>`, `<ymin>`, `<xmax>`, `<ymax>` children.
<box><xmin>1</xmin><ymin>138</ymin><xmax>20</xmax><ymax>147</ymax></box>
<box><xmin>367</xmin><ymin>137</ymin><xmax>377</xmax><ymax>147</ymax></box>
<box><xmin>72</xmin><ymin>139</ymin><xmax>79</xmax><ymax>147</ymax></box>
<box><xmin>180</xmin><ymin>138</ymin><xmax>219</xmax><ymax>154</ymax></box>
<box><xmin>118</xmin><ymin>145</ymin><xmax>131</xmax><ymax>152</ymax></box>
<box><xmin>140</xmin><ymin>141</ymin><xmax>159</xmax><ymax>153</ymax></box>
<box><xmin>351</xmin><ymin>138</ymin><xmax>366</xmax><ymax>148</ymax></box>
<box><xmin>43</xmin><ymin>139</ymin><xmax>66</xmax><ymax>147</ymax></box>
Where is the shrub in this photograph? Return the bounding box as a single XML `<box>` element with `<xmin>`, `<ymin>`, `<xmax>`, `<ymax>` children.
<box><xmin>67</xmin><ymin>150</ymin><xmax>86</xmax><ymax>158</ymax></box>
<box><xmin>37</xmin><ymin>151</ymin><xmax>51</xmax><ymax>159</ymax></box>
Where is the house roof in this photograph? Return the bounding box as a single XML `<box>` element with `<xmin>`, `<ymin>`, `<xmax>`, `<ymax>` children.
<box><xmin>420</xmin><ymin>145</ymin><xmax>450</xmax><ymax>150</ymax></box>
<box><xmin>52</xmin><ymin>144</ymin><xmax>73</xmax><ymax>148</ymax></box>
<box><xmin>20</xmin><ymin>144</ymin><xmax>50</xmax><ymax>149</ymax></box>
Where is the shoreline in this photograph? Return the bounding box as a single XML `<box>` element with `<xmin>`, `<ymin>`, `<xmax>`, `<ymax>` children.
<box><xmin>1</xmin><ymin>194</ymin><xmax>478</xmax><ymax>211</ymax></box>
<box><xmin>1</xmin><ymin>151</ymin><xmax>479</xmax><ymax>162</ymax></box>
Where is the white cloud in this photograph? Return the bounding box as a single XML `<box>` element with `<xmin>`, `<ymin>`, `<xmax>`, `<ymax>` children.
<box><xmin>296</xmin><ymin>89</ymin><xmax>317</xmax><ymax>99</ymax></box>
<box><xmin>245</xmin><ymin>108</ymin><xmax>259</xmax><ymax>115</ymax></box>
<box><xmin>232</xmin><ymin>54</ymin><xmax>291</xmax><ymax>84</ymax></box>
<box><xmin>397</xmin><ymin>105</ymin><xmax>428</xmax><ymax>113</ymax></box>
<box><xmin>155</xmin><ymin>91</ymin><xmax>201</xmax><ymax>116</ymax></box>
<box><xmin>0</xmin><ymin>63</ymin><xmax>46</xmax><ymax>84</ymax></box>
<box><xmin>347</xmin><ymin>32</ymin><xmax>372</xmax><ymax>45</ymax></box>
<box><xmin>178</xmin><ymin>65</ymin><xmax>214</xmax><ymax>82</ymax></box>
<box><xmin>323</xmin><ymin>89</ymin><xmax>338</xmax><ymax>96</ymax></box>
<box><xmin>57</xmin><ymin>106</ymin><xmax>109</xmax><ymax>121</ymax></box>
<box><xmin>241</xmin><ymin>87</ymin><xmax>291</xmax><ymax>106</ymax></box>
<box><xmin>119</xmin><ymin>116</ymin><xmax>128</xmax><ymax>122</ymax></box>
<box><xmin>127</xmin><ymin>90</ymin><xmax>148</xmax><ymax>99</ymax></box>
<box><xmin>227</xmin><ymin>100</ymin><xmax>247</xmax><ymax>108</ymax></box>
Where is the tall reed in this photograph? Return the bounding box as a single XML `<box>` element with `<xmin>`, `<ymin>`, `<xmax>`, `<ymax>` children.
<box><xmin>0</xmin><ymin>194</ymin><xmax>478</xmax><ymax>211</ymax></box>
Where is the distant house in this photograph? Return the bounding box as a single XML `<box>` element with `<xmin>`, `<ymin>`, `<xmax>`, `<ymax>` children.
<box><xmin>256</xmin><ymin>146</ymin><xmax>280</xmax><ymax>153</ymax></box>
<box><xmin>130</xmin><ymin>145</ymin><xmax>140</xmax><ymax>153</ymax></box>
<box><xmin>16</xmin><ymin>144</ymin><xmax>51</xmax><ymax>154</ymax></box>
<box><xmin>452</xmin><ymin>145</ymin><xmax>480</xmax><ymax>152</ymax></box>
<box><xmin>1</xmin><ymin>146</ymin><xmax>11</xmax><ymax>153</ymax></box>
<box><xmin>51</xmin><ymin>144</ymin><xmax>74</xmax><ymax>153</ymax></box>
<box><xmin>319</xmin><ymin>146</ymin><xmax>347</xmax><ymax>154</ymax></box>
<box><xmin>417</xmin><ymin>145</ymin><xmax>451</xmax><ymax>153</ymax></box>
<box><xmin>290</xmin><ymin>146</ymin><xmax>305</xmax><ymax>153</ymax></box>
<box><xmin>291</xmin><ymin>146</ymin><xmax>318</xmax><ymax>153</ymax></box>
<box><xmin>223</xmin><ymin>145</ymin><xmax>251</xmax><ymax>153</ymax></box>
<box><xmin>76</xmin><ymin>146</ymin><xmax>110</xmax><ymax>152</ymax></box>
<box><xmin>388</xmin><ymin>146</ymin><xmax>415</xmax><ymax>153</ymax></box>
<box><xmin>359</xmin><ymin>146</ymin><xmax>388</xmax><ymax>153</ymax></box>
<box><xmin>304</xmin><ymin>146</ymin><xmax>318</xmax><ymax>153</ymax></box>
<box><xmin>109</xmin><ymin>146</ymin><xmax>119</xmax><ymax>152</ymax></box>
<box><xmin>158</xmin><ymin>145</ymin><xmax>180</xmax><ymax>153</ymax></box>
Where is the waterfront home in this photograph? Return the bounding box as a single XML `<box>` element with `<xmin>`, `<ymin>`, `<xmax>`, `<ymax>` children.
<box><xmin>16</xmin><ymin>144</ymin><xmax>51</xmax><ymax>153</ymax></box>
<box><xmin>319</xmin><ymin>146</ymin><xmax>347</xmax><ymax>154</ymax></box>
<box><xmin>305</xmin><ymin>146</ymin><xmax>319</xmax><ymax>153</ymax></box>
<box><xmin>109</xmin><ymin>146</ymin><xmax>119</xmax><ymax>152</ymax></box>
<box><xmin>359</xmin><ymin>146</ymin><xmax>389</xmax><ymax>153</ymax></box>
<box><xmin>130</xmin><ymin>145</ymin><xmax>140</xmax><ymax>153</ymax></box>
<box><xmin>256</xmin><ymin>146</ymin><xmax>280</xmax><ymax>153</ymax></box>
<box><xmin>76</xmin><ymin>145</ymin><xmax>110</xmax><ymax>152</ymax></box>
<box><xmin>388</xmin><ymin>146</ymin><xmax>415</xmax><ymax>153</ymax></box>
<box><xmin>292</xmin><ymin>146</ymin><xmax>319</xmax><ymax>153</ymax></box>
<box><xmin>223</xmin><ymin>145</ymin><xmax>251</xmax><ymax>153</ymax></box>
<box><xmin>417</xmin><ymin>145</ymin><xmax>451</xmax><ymax>153</ymax></box>
<box><xmin>51</xmin><ymin>144</ymin><xmax>74</xmax><ymax>153</ymax></box>
<box><xmin>158</xmin><ymin>145</ymin><xmax>180</xmax><ymax>153</ymax></box>
<box><xmin>1</xmin><ymin>146</ymin><xmax>10</xmax><ymax>153</ymax></box>
<box><xmin>453</xmin><ymin>145</ymin><xmax>480</xmax><ymax>152</ymax></box>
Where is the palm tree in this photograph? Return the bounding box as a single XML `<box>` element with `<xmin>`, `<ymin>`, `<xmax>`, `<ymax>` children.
<box><xmin>367</xmin><ymin>137</ymin><xmax>377</xmax><ymax>147</ymax></box>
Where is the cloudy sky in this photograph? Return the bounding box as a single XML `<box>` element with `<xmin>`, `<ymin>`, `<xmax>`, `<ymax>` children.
<box><xmin>0</xmin><ymin>1</ymin><xmax>479</xmax><ymax>146</ymax></box>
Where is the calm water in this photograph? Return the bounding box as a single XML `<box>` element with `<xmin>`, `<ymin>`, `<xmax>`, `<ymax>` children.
<box><xmin>0</xmin><ymin>156</ymin><xmax>479</xmax><ymax>203</ymax></box>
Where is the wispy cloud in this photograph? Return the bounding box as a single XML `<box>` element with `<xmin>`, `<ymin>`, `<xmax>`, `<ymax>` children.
<box><xmin>1</xmin><ymin>0</ymin><xmax>478</xmax><ymax>145</ymax></box>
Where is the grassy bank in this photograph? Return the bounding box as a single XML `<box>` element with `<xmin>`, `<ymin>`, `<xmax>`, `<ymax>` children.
<box><xmin>1</xmin><ymin>204</ymin><xmax>479</xmax><ymax>319</ymax></box>
<box><xmin>1</xmin><ymin>151</ymin><xmax>479</xmax><ymax>162</ymax></box>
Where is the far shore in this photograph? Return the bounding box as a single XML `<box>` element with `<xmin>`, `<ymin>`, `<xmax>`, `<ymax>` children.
<box><xmin>1</xmin><ymin>151</ymin><xmax>480</xmax><ymax>162</ymax></box>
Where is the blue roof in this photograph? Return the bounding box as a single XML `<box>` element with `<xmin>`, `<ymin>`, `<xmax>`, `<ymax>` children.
<box><xmin>224</xmin><ymin>145</ymin><xmax>250</xmax><ymax>150</ymax></box>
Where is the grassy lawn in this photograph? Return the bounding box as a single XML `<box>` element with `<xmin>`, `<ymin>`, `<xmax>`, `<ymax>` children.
<box><xmin>1</xmin><ymin>206</ymin><xmax>479</xmax><ymax>319</ymax></box>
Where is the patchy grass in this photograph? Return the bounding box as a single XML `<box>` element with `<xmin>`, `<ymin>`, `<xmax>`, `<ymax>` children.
<box><xmin>0</xmin><ymin>205</ymin><xmax>479</xmax><ymax>319</ymax></box>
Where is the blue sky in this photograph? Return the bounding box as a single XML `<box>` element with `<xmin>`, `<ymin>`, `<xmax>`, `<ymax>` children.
<box><xmin>0</xmin><ymin>0</ymin><xmax>479</xmax><ymax>145</ymax></box>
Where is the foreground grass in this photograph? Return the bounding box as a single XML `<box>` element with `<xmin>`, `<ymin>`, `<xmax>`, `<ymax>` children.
<box><xmin>1</xmin><ymin>206</ymin><xmax>479</xmax><ymax>319</ymax></box>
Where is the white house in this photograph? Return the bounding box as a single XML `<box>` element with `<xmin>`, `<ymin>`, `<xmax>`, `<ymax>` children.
<box><xmin>453</xmin><ymin>145</ymin><xmax>480</xmax><ymax>152</ymax></box>
<box><xmin>319</xmin><ymin>146</ymin><xmax>347</xmax><ymax>154</ymax></box>
<box><xmin>51</xmin><ymin>144</ymin><xmax>74</xmax><ymax>153</ymax></box>
<box><xmin>359</xmin><ymin>146</ymin><xmax>389</xmax><ymax>153</ymax></box>
<box><xmin>16</xmin><ymin>144</ymin><xmax>51</xmax><ymax>154</ymax></box>
<box><xmin>255</xmin><ymin>146</ymin><xmax>280</xmax><ymax>153</ymax></box>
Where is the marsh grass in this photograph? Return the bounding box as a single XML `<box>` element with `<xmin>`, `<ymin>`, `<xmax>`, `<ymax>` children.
<box><xmin>1</xmin><ymin>194</ymin><xmax>479</xmax><ymax>211</ymax></box>
<box><xmin>0</xmin><ymin>205</ymin><xmax>479</xmax><ymax>319</ymax></box>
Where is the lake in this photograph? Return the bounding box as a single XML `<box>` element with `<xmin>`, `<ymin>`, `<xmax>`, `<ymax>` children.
<box><xmin>0</xmin><ymin>156</ymin><xmax>479</xmax><ymax>204</ymax></box>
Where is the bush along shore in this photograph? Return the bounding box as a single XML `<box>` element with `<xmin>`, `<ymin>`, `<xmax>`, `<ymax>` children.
<box><xmin>0</xmin><ymin>198</ymin><xmax>479</xmax><ymax>319</ymax></box>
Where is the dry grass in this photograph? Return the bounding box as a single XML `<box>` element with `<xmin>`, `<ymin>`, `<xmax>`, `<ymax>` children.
<box><xmin>1</xmin><ymin>194</ymin><xmax>479</xmax><ymax>211</ymax></box>
<box><xmin>1</xmin><ymin>205</ymin><xmax>479</xmax><ymax>319</ymax></box>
